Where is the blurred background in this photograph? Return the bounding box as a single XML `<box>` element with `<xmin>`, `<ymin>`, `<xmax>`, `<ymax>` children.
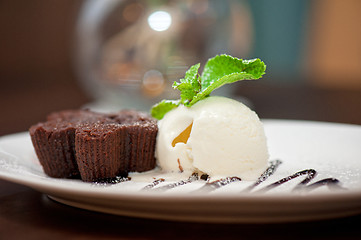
<box><xmin>1</xmin><ymin>0</ymin><xmax>360</xmax><ymax>136</ymax></box>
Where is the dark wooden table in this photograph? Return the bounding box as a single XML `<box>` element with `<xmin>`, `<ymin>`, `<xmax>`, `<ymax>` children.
<box><xmin>1</xmin><ymin>81</ymin><xmax>361</xmax><ymax>239</ymax></box>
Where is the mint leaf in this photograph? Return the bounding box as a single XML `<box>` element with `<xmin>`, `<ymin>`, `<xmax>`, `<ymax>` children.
<box><xmin>172</xmin><ymin>63</ymin><xmax>201</xmax><ymax>105</ymax></box>
<box><xmin>201</xmin><ymin>55</ymin><xmax>265</xmax><ymax>89</ymax></box>
<box><xmin>190</xmin><ymin>55</ymin><xmax>266</xmax><ymax>105</ymax></box>
<box><xmin>150</xmin><ymin>99</ymin><xmax>180</xmax><ymax>120</ymax></box>
<box><xmin>150</xmin><ymin>54</ymin><xmax>266</xmax><ymax>119</ymax></box>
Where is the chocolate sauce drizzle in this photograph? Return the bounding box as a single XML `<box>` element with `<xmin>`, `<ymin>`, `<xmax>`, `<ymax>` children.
<box><xmin>256</xmin><ymin>169</ymin><xmax>317</xmax><ymax>193</ymax></box>
<box><xmin>148</xmin><ymin>173</ymin><xmax>199</xmax><ymax>191</ymax></box>
<box><xmin>243</xmin><ymin>159</ymin><xmax>282</xmax><ymax>192</ymax></box>
<box><xmin>93</xmin><ymin>176</ymin><xmax>131</xmax><ymax>185</ymax></box>
<box><xmin>253</xmin><ymin>164</ymin><xmax>345</xmax><ymax>193</ymax></box>
<box><xmin>196</xmin><ymin>177</ymin><xmax>242</xmax><ymax>193</ymax></box>
<box><xmin>97</xmin><ymin>159</ymin><xmax>344</xmax><ymax>194</ymax></box>
<box><xmin>155</xmin><ymin>159</ymin><xmax>343</xmax><ymax>193</ymax></box>
<box><xmin>304</xmin><ymin>178</ymin><xmax>345</xmax><ymax>192</ymax></box>
<box><xmin>142</xmin><ymin>178</ymin><xmax>165</xmax><ymax>190</ymax></box>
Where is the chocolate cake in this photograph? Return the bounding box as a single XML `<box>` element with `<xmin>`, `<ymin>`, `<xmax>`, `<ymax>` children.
<box><xmin>29</xmin><ymin>109</ymin><xmax>158</xmax><ymax>182</ymax></box>
<box><xmin>29</xmin><ymin>121</ymin><xmax>79</xmax><ymax>179</ymax></box>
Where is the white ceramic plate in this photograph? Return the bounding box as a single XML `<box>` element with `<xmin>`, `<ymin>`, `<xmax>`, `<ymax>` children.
<box><xmin>1</xmin><ymin>120</ymin><xmax>361</xmax><ymax>223</ymax></box>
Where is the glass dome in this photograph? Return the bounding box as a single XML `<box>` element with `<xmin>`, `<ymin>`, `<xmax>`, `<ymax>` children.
<box><xmin>75</xmin><ymin>0</ymin><xmax>253</xmax><ymax>111</ymax></box>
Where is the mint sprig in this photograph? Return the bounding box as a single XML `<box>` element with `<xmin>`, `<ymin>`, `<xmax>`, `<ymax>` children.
<box><xmin>173</xmin><ymin>63</ymin><xmax>201</xmax><ymax>105</ymax></box>
<box><xmin>150</xmin><ymin>99</ymin><xmax>180</xmax><ymax>120</ymax></box>
<box><xmin>151</xmin><ymin>54</ymin><xmax>266</xmax><ymax>120</ymax></box>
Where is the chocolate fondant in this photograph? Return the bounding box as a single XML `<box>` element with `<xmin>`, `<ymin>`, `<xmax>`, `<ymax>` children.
<box><xmin>29</xmin><ymin>109</ymin><xmax>158</xmax><ymax>182</ymax></box>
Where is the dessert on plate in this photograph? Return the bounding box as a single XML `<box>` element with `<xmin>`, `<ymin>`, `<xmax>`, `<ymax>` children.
<box><xmin>29</xmin><ymin>54</ymin><xmax>267</xmax><ymax>182</ymax></box>
<box><xmin>26</xmin><ymin>54</ymin><xmax>346</xmax><ymax>199</ymax></box>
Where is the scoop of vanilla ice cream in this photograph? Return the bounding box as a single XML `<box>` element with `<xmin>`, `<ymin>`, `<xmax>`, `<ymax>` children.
<box><xmin>155</xmin><ymin>96</ymin><xmax>269</xmax><ymax>180</ymax></box>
